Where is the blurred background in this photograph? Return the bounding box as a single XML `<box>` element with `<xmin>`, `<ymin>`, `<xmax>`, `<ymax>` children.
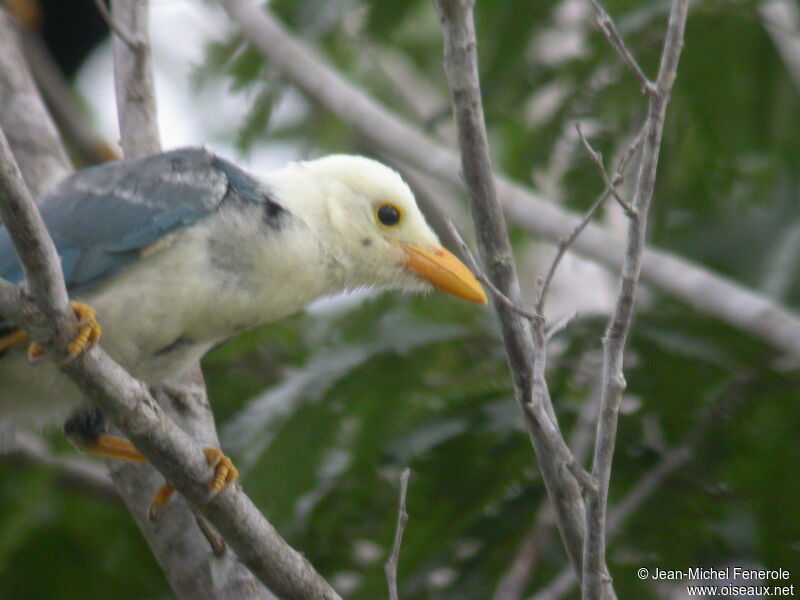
<box><xmin>0</xmin><ymin>0</ymin><xmax>799</xmax><ymax>598</ymax></box>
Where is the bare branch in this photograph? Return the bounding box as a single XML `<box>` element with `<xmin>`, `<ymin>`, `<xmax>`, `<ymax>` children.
<box><xmin>493</xmin><ymin>366</ymin><xmax>604</xmax><ymax>600</ymax></box>
<box><xmin>574</xmin><ymin>123</ymin><xmax>634</xmax><ymax>216</ymax></box>
<box><xmin>586</xmin><ymin>0</ymin><xmax>656</xmax><ymax>95</ymax></box>
<box><xmin>432</xmin><ymin>0</ymin><xmax>600</xmax><ymax>581</ymax></box>
<box><xmin>0</xmin><ymin>11</ymin><xmax>71</xmax><ymax>196</ymax></box>
<box><xmin>0</xmin><ymin>126</ymin><xmax>341</xmax><ymax>600</ymax></box>
<box><xmin>534</xmin><ymin>376</ymin><xmax>740</xmax><ymax>600</ymax></box>
<box><xmin>92</xmin><ymin>0</ymin><xmax>142</xmax><ymax>49</ymax></box>
<box><xmin>445</xmin><ymin>220</ymin><xmax>539</xmax><ymax>323</ymax></box>
<box><xmin>19</xmin><ymin>30</ymin><xmax>118</xmax><ymax>165</ymax></box>
<box><xmin>385</xmin><ymin>468</ymin><xmax>411</xmax><ymax>600</ymax></box>
<box><xmin>583</xmin><ymin>2</ymin><xmax>690</xmax><ymax>599</ymax></box>
<box><xmin>535</xmin><ymin>126</ymin><xmax>644</xmax><ymax>317</ymax></box>
<box><xmin>544</xmin><ymin>312</ymin><xmax>579</xmax><ymax>344</ymax></box>
<box><xmin>110</xmin><ymin>0</ymin><xmax>160</xmax><ymax>157</ymax></box>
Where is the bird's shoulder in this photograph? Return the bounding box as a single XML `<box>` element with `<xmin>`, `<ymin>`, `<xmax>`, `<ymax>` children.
<box><xmin>0</xmin><ymin>147</ymin><xmax>275</xmax><ymax>293</ymax></box>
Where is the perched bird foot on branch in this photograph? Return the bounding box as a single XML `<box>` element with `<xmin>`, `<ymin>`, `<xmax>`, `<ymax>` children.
<box><xmin>27</xmin><ymin>301</ymin><xmax>102</xmax><ymax>363</ymax></box>
<box><xmin>148</xmin><ymin>447</ymin><xmax>240</xmax><ymax>520</ymax></box>
<box><xmin>64</xmin><ymin>407</ymin><xmax>238</xmax><ymax>520</ymax></box>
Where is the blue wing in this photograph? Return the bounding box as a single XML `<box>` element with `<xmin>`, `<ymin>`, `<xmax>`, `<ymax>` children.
<box><xmin>0</xmin><ymin>147</ymin><xmax>264</xmax><ymax>295</ymax></box>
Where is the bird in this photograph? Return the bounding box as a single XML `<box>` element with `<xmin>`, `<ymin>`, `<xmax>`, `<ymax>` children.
<box><xmin>0</xmin><ymin>146</ymin><xmax>487</xmax><ymax>512</ymax></box>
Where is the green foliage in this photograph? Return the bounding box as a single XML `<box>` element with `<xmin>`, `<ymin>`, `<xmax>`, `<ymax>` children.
<box><xmin>4</xmin><ymin>1</ymin><xmax>800</xmax><ymax>599</ymax></box>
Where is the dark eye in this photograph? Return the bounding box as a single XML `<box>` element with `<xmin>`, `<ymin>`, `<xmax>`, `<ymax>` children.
<box><xmin>377</xmin><ymin>204</ymin><xmax>401</xmax><ymax>226</ymax></box>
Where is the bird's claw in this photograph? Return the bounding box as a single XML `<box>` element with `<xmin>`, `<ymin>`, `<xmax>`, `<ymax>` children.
<box><xmin>27</xmin><ymin>301</ymin><xmax>102</xmax><ymax>363</ymax></box>
<box><xmin>204</xmin><ymin>447</ymin><xmax>239</xmax><ymax>495</ymax></box>
<box><xmin>147</xmin><ymin>447</ymin><xmax>239</xmax><ymax>521</ymax></box>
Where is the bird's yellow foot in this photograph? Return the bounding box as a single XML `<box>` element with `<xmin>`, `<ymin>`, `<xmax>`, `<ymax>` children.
<box><xmin>148</xmin><ymin>447</ymin><xmax>239</xmax><ymax>521</ymax></box>
<box><xmin>28</xmin><ymin>301</ymin><xmax>102</xmax><ymax>363</ymax></box>
<box><xmin>204</xmin><ymin>447</ymin><xmax>240</xmax><ymax>495</ymax></box>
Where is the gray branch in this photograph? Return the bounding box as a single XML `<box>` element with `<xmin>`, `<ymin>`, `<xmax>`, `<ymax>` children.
<box><xmin>218</xmin><ymin>0</ymin><xmax>800</xmax><ymax>358</ymax></box>
<box><xmin>582</xmin><ymin>2</ymin><xmax>689</xmax><ymax>599</ymax></box>
<box><xmin>385</xmin><ymin>468</ymin><xmax>410</xmax><ymax>600</ymax></box>
<box><xmin>532</xmin><ymin>376</ymin><xmax>737</xmax><ymax>600</ymax></box>
<box><xmin>0</xmin><ymin>10</ymin><xmax>71</xmax><ymax>197</ymax></box>
<box><xmin>110</xmin><ymin>0</ymin><xmax>160</xmax><ymax>157</ymax></box>
<box><xmin>493</xmin><ymin>373</ymin><xmax>603</xmax><ymax>600</ymax></box>
<box><xmin>431</xmin><ymin>0</ymin><xmax>599</xmax><ymax>581</ymax></box>
<box><xmin>19</xmin><ymin>29</ymin><xmax>118</xmax><ymax>165</ymax></box>
<box><xmin>587</xmin><ymin>0</ymin><xmax>655</xmax><ymax>95</ymax></box>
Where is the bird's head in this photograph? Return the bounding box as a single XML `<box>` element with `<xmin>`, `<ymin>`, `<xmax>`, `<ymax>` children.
<box><xmin>277</xmin><ymin>155</ymin><xmax>487</xmax><ymax>304</ymax></box>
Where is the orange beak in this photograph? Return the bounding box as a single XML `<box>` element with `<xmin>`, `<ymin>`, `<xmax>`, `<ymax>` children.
<box><xmin>395</xmin><ymin>242</ymin><xmax>488</xmax><ymax>305</ymax></box>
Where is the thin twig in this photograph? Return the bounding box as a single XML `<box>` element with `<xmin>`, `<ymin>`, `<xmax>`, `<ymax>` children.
<box><xmin>92</xmin><ymin>0</ymin><xmax>141</xmax><ymax>48</ymax></box>
<box><xmin>195</xmin><ymin>514</ymin><xmax>227</xmax><ymax>556</ymax></box>
<box><xmin>385</xmin><ymin>468</ymin><xmax>411</xmax><ymax>600</ymax></box>
<box><xmin>445</xmin><ymin>219</ymin><xmax>539</xmax><ymax>323</ymax></box>
<box><xmin>574</xmin><ymin>123</ymin><xmax>635</xmax><ymax>216</ymax></box>
<box><xmin>587</xmin><ymin>0</ymin><xmax>656</xmax><ymax>95</ymax></box>
<box><xmin>582</xmin><ymin>2</ymin><xmax>690</xmax><ymax>599</ymax></box>
<box><xmin>544</xmin><ymin>312</ymin><xmax>579</xmax><ymax>344</ymax></box>
<box><xmin>535</xmin><ymin>126</ymin><xmax>645</xmax><ymax>317</ymax></box>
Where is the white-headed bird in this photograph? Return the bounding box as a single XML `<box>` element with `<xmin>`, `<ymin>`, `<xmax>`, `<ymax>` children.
<box><xmin>0</xmin><ymin>147</ymin><xmax>486</xmax><ymax>511</ymax></box>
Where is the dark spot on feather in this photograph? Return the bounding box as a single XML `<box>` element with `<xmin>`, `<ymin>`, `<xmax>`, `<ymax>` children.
<box><xmin>361</xmin><ymin>237</ymin><xmax>372</xmax><ymax>247</ymax></box>
<box><xmin>263</xmin><ymin>195</ymin><xmax>285</xmax><ymax>227</ymax></box>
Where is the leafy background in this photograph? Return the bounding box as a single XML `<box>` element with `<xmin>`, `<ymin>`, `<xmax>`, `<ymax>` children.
<box><xmin>1</xmin><ymin>0</ymin><xmax>799</xmax><ymax>599</ymax></box>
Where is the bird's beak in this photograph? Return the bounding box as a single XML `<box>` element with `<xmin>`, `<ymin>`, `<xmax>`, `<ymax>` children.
<box><xmin>395</xmin><ymin>242</ymin><xmax>488</xmax><ymax>305</ymax></box>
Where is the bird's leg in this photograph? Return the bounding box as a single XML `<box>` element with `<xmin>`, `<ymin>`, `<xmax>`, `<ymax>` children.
<box><xmin>0</xmin><ymin>328</ymin><xmax>28</xmax><ymax>352</ymax></box>
<box><xmin>27</xmin><ymin>301</ymin><xmax>102</xmax><ymax>362</ymax></box>
<box><xmin>63</xmin><ymin>406</ymin><xmax>239</xmax><ymax>520</ymax></box>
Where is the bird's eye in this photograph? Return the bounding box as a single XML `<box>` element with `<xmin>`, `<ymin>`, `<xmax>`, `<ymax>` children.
<box><xmin>376</xmin><ymin>203</ymin><xmax>402</xmax><ymax>227</ymax></box>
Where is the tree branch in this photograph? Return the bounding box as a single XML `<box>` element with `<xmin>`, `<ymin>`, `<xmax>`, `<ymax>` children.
<box><xmin>0</xmin><ymin>10</ymin><xmax>71</xmax><ymax>197</ymax></box>
<box><xmin>535</xmin><ymin>125</ymin><xmax>644</xmax><ymax>317</ymax></box>
<box><xmin>432</xmin><ymin>0</ymin><xmax>602</xmax><ymax>582</ymax></box>
<box><xmin>586</xmin><ymin>0</ymin><xmax>655</xmax><ymax>95</ymax></box>
<box><xmin>18</xmin><ymin>29</ymin><xmax>118</xmax><ymax>165</ymax></box>
<box><xmin>533</xmin><ymin>375</ymin><xmax>740</xmax><ymax>600</ymax></box>
<box><xmin>493</xmin><ymin>371</ymin><xmax>603</xmax><ymax>600</ymax></box>
<box><xmin>93</xmin><ymin>0</ymin><xmax>142</xmax><ymax>49</ymax></box>
<box><xmin>218</xmin><ymin>0</ymin><xmax>800</xmax><ymax>358</ymax></box>
<box><xmin>385</xmin><ymin>468</ymin><xmax>410</xmax><ymax>600</ymax></box>
<box><xmin>582</xmin><ymin>2</ymin><xmax>689</xmax><ymax>599</ymax></box>
<box><xmin>110</xmin><ymin>0</ymin><xmax>160</xmax><ymax>157</ymax></box>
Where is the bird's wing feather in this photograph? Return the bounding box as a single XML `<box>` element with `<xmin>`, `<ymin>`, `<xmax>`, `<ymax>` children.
<box><xmin>0</xmin><ymin>147</ymin><xmax>259</xmax><ymax>295</ymax></box>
